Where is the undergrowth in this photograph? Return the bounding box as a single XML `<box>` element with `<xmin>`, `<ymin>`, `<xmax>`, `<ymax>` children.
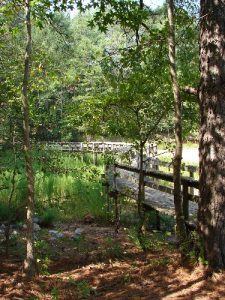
<box><xmin>0</xmin><ymin>148</ymin><xmax>107</xmax><ymax>223</ymax></box>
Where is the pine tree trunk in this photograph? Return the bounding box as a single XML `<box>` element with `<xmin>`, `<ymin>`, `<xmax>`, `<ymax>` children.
<box><xmin>199</xmin><ymin>0</ymin><xmax>225</xmax><ymax>270</ymax></box>
<box><xmin>167</xmin><ymin>0</ymin><xmax>186</xmax><ymax>241</ymax></box>
<box><xmin>22</xmin><ymin>0</ymin><xmax>36</xmax><ymax>278</ymax></box>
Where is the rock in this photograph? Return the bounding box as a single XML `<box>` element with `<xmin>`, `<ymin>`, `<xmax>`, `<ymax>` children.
<box><xmin>166</xmin><ymin>235</ymin><xmax>179</xmax><ymax>246</ymax></box>
<box><xmin>48</xmin><ymin>230</ymin><xmax>64</xmax><ymax>239</ymax></box>
<box><xmin>49</xmin><ymin>230</ymin><xmax>58</xmax><ymax>235</ymax></box>
<box><xmin>0</xmin><ymin>224</ymin><xmax>6</xmax><ymax>235</ymax></box>
<box><xmin>75</xmin><ymin>228</ymin><xmax>84</xmax><ymax>235</ymax></box>
<box><xmin>73</xmin><ymin>227</ymin><xmax>84</xmax><ymax>239</ymax></box>
<box><xmin>12</xmin><ymin>230</ymin><xmax>19</xmax><ymax>235</ymax></box>
<box><xmin>33</xmin><ymin>223</ymin><xmax>41</xmax><ymax>231</ymax></box>
<box><xmin>56</xmin><ymin>232</ymin><xmax>64</xmax><ymax>238</ymax></box>
<box><xmin>0</xmin><ymin>224</ymin><xmax>6</xmax><ymax>230</ymax></box>
<box><xmin>23</xmin><ymin>224</ymin><xmax>27</xmax><ymax>230</ymax></box>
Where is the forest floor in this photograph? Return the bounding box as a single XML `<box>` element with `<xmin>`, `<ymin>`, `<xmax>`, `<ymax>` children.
<box><xmin>0</xmin><ymin>221</ymin><xmax>225</xmax><ymax>300</ymax></box>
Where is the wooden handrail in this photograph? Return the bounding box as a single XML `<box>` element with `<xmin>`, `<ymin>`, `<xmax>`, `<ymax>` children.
<box><xmin>107</xmin><ymin>162</ymin><xmax>199</xmax><ymax>221</ymax></box>
<box><xmin>145</xmin><ymin>157</ymin><xmax>198</xmax><ymax>172</ymax></box>
<box><xmin>114</xmin><ymin>163</ymin><xmax>199</xmax><ymax>189</ymax></box>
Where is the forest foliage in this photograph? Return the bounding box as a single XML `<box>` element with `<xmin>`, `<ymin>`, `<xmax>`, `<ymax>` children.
<box><xmin>0</xmin><ymin>2</ymin><xmax>199</xmax><ymax>144</ymax></box>
<box><xmin>2</xmin><ymin>0</ymin><xmax>225</xmax><ymax>277</ymax></box>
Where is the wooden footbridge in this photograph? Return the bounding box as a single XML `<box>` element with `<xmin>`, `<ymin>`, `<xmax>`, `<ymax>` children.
<box><xmin>104</xmin><ymin>161</ymin><xmax>199</xmax><ymax>226</ymax></box>
<box><xmin>44</xmin><ymin>141</ymin><xmax>199</xmax><ymax>224</ymax></box>
<box><xmin>41</xmin><ymin>141</ymin><xmax>157</xmax><ymax>156</ymax></box>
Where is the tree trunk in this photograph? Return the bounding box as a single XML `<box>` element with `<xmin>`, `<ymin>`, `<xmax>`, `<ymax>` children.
<box><xmin>22</xmin><ymin>0</ymin><xmax>36</xmax><ymax>278</ymax></box>
<box><xmin>167</xmin><ymin>0</ymin><xmax>186</xmax><ymax>241</ymax></box>
<box><xmin>137</xmin><ymin>142</ymin><xmax>147</xmax><ymax>250</ymax></box>
<box><xmin>199</xmin><ymin>0</ymin><xmax>225</xmax><ymax>270</ymax></box>
<box><xmin>138</xmin><ymin>142</ymin><xmax>145</xmax><ymax>218</ymax></box>
<box><xmin>5</xmin><ymin>124</ymin><xmax>17</xmax><ymax>258</ymax></box>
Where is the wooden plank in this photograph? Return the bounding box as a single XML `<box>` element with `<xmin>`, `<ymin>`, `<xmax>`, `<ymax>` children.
<box><xmin>114</xmin><ymin>177</ymin><xmax>198</xmax><ymax>218</ymax></box>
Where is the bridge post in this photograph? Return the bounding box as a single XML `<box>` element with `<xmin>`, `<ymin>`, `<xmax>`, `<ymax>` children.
<box><xmin>113</xmin><ymin>164</ymin><xmax>120</xmax><ymax>233</ymax></box>
<box><xmin>182</xmin><ymin>182</ymin><xmax>189</xmax><ymax>221</ymax></box>
<box><xmin>79</xmin><ymin>143</ymin><xmax>83</xmax><ymax>162</ymax></box>
<box><xmin>102</xmin><ymin>164</ymin><xmax>111</xmax><ymax>218</ymax></box>
<box><xmin>114</xmin><ymin>190</ymin><xmax>120</xmax><ymax>233</ymax></box>
<box><xmin>188</xmin><ymin>166</ymin><xmax>195</xmax><ymax>195</ymax></box>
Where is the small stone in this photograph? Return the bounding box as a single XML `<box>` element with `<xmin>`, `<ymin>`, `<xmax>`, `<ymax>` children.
<box><xmin>56</xmin><ymin>232</ymin><xmax>64</xmax><ymax>238</ymax></box>
<box><xmin>166</xmin><ymin>235</ymin><xmax>179</xmax><ymax>246</ymax></box>
<box><xmin>12</xmin><ymin>230</ymin><xmax>19</xmax><ymax>235</ymax></box>
<box><xmin>49</xmin><ymin>230</ymin><xmax>58</xmax><ymax>235</ymax></box>
<box><xmin>0</xmin><ymin>224</ymin><xmax>6</xmax><ymax>230</ymax></box>
<box><xmin>73</xmin><ymin>228</ymin><xmax>84</xmax><ymax>239</ymax></box>
<box><xmin>33</xmin><ymin>223</ymin><xmax>41</xmax><ymax>231</ymax></box>
<box><xmin>75</xmin><ymin>228</ymin><xmax>84</xmax><ymax>235</ymax></box>
<box><xmin>48</xmin><ymin>230</ymin><xmax>64</xmax><ymax>239</ymax></box>
<box><xmin>23</xmin><ymin>224</ymin><xmax>27</xmax><ymax>230</ymax></box>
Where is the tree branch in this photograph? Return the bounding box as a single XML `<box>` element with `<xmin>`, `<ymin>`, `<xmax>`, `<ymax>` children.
<box><xmin>143</xmin><ymin>110</ymin><xmax>166</xmax><ymax>144</ymax></box>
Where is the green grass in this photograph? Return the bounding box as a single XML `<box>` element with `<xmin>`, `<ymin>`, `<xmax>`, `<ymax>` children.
<box><xmin>0</xmin><ymin>149</ymin><xmax>107</xmax><ymax>222</ymax></box>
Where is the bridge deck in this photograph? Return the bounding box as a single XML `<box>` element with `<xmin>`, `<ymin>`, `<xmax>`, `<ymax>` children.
<box><xmin>107</xmin><ymin>167</ymin><xmax>198</xmax><ymax>219</ymax></box>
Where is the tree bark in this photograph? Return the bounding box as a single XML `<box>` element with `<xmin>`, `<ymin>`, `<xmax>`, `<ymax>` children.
<box><xmin>199</xmin><ymin>0</ymin><xmax>225</xmax><ymax>270</ymax></box>
<box><xmin>22</xmin><ymin>0</ymin><xmax>36</xmax><ymax>278</ymax></box>
<box><xmin>5</xmin><ymin>124</ymin><xmax>17</xmax><ymax>258</ymax></box>
<box><xmin>167</xmin><ymin>0</ymin><xmax>186</xmax><ymax>241</ymax></box>
<box><xmin>137</xmin><ymin>142</ymin><xmax>147</xmax><ymax>250</ymax></box>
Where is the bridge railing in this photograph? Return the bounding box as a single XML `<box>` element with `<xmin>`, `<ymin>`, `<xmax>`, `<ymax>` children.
<box><xmin>106</xmin><ymin>163</ymin><xmax>199</xmax><ymax>221</ymax></box>
<box><xmin>40</xmin><ymin>141</ymin><xmax>158</xmax><ymax>156</ymax></box>
<box><xmin>144</xmin><ymin>157</ymin><xmax>198</xmax><ymax>177</ymax></box>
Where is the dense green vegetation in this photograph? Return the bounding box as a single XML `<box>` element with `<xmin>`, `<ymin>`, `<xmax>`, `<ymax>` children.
<box><xmin>0</xmin><ymin>150</ymin><xmax>105</xmax><ymax>222</ymax></box>
<box><xmin>0</xmin><ymin>6</ymin><xmax>199</xmax><ymax>144</ymax></box>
